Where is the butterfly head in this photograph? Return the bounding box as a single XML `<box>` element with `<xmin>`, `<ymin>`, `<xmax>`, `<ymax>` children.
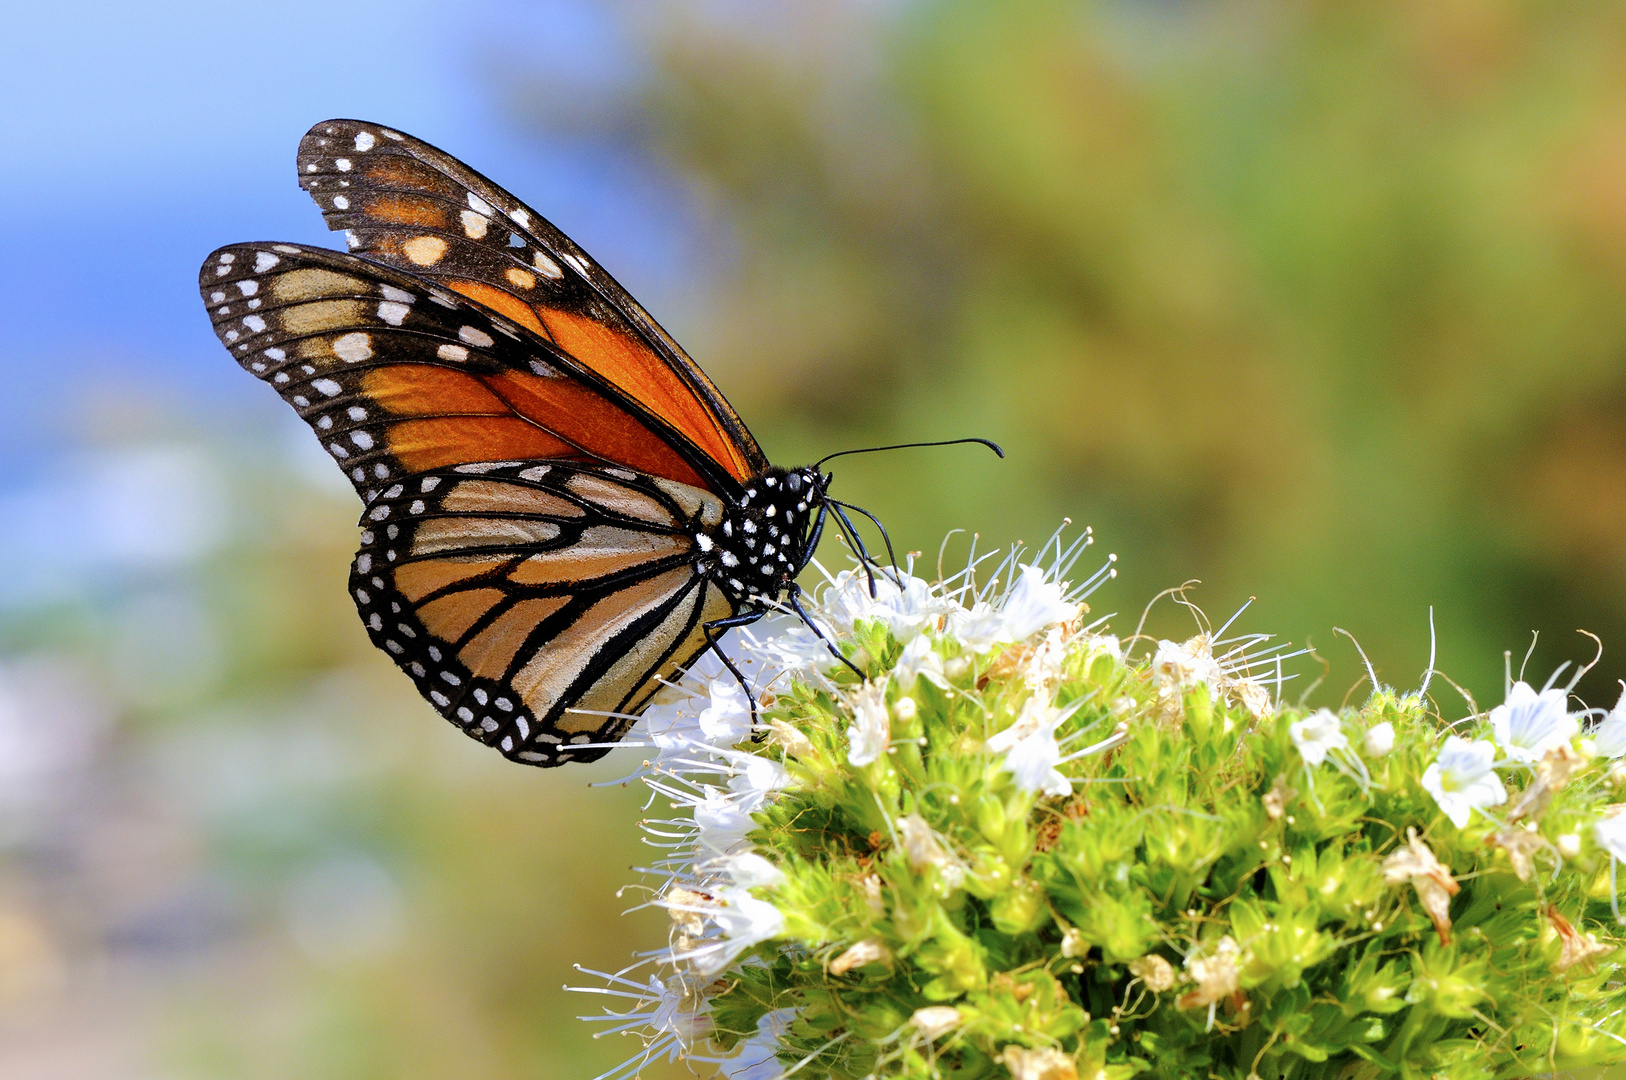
<box><xmin>702</xmin><ymin>466</ymin><xmax>831</xmax><ymax>606</ymax></box>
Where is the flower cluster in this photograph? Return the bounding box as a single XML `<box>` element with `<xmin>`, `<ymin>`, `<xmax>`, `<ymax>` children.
<box><xmin>572</xmin><ymin>531</ymin><xmax>1626</xmax><ymax>1080</ymax></box>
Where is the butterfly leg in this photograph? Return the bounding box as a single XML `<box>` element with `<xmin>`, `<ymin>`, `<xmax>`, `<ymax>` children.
<box><xmin>793</xmin><ymin>500</ymin><xmax>830</xmax><ymax>576</ymax></box>
<box><xmin>825</xmin><ymin>503</ymin><xmax>879</xmax><ymax>598</ymax></box>
<box><xmin>701</xmin><ymin>610</ymin><xmax>768</xmax><ymax>727</ymax></box>
<box><xmin>786</xmin><ymin>585</ymin><xmax>867</xmax><ymax>680</ymax></box>
<box><xmin>830</xmin><ymin>499</ymin><xmax>900</xmax><ymax>580</ymax></box>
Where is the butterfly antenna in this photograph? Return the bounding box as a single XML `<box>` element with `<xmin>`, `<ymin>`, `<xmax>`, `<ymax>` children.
<box><xmin>814</xmin><ymin>437</ymin><xmax>1004</xmax><ymax>468</ymax></box>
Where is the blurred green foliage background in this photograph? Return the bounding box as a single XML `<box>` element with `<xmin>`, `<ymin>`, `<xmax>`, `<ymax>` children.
<box><xmin>5</xmin><ymin>1</ymin><xmax>1626</xmax><ymax>1077</ymax></box>
<box><xmin>642</xmin><ymin>0</ymin><xmax>1626</xmax><ymax>709</ymax></box>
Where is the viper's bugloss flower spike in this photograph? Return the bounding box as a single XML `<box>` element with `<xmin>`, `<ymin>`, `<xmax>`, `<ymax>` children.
<box><xmin>577</xmin><ymin>527</ymin><xmax>1626</xmax><ymax>1080</ymax></box>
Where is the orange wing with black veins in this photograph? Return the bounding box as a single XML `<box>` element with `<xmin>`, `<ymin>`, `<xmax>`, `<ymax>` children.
<box><xmin>199</xmin><ymin>242</ymin><xmax>713</xmax><ymax>500</ymax></box>
<box><xmin>294</xmin><ymin>118</ymin><xmax>766</xmax><ymax>494</ymax></box>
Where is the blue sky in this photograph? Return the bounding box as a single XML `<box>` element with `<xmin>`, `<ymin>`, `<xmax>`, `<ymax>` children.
<box><xmin>0</xmin><ymin>0</ymin><xmax>701</xmax><ymax>470</ymax></box>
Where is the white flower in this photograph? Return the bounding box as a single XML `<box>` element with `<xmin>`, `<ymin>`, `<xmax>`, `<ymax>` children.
<box><xmin>738</xmin><ymin>612</ymin><xmax>842</xmax><ymax>681</ymax></box>
<box><xmin>625</xmin><ymin>641</ymin><xmax>767</xmax><ymax>777</ymax></box>
<box><xmin>665</xmin><ymin>885</ymin><xmax>786</xmax><ymax>977</ymax></box>
<box><xmin>567</xmin><ymin>970</ymin><xmax>711</xmax><ymax>1073</ymax></box>
<box><xmin>645</xmin><ymin>976</ymin><xmax>710</xmax><ymax>1045</ymax></box>
<box><xmin>819</xmin><ymin>570</ymin><xmax>944</xmax><ymax>642</ymax></box>
<box><xmin>713</xmin><ymin>851</ymin><xmax>786</xmax><ymax>890</ymax></box>
<box><xmin>1152</xmin><ymin>636</ymin><xmax>1223</xmax><ymax>693</ymax></box>
<box><xmin>698</xmin><ymin>887</ymin><xmax>785</xmax><ymax>975</ymax></box>
<box><xmin>693</xmin><ymin>786</ymin><xmax>760</xmax><ymax>855</ymax></box>
<box><xmin>986</xmin><ymin>697</ymin><xmax>1071</xmax><ymax>796</ymax></box>
<box><xmin>1595</xmin><ymin>811</ymin><xmax>1626</xmax><ymax>863</ymax></box>
<box><xmin>710</xmin><ymin>888</ymin><xmax>785</xmax><ymax>944</ymax></box>
<box><xmin>998</xmin><ymin>564</ymin><xmax>1080</xmax><ymax>641</ymax></box>
<box><xmin>892</xmin><ymin>633</ymin><xmax>948</xmax><ymax>690</ymax></box>
<box><xmin>1490</xmin><ymin>681</ymin><xmax>1579</xmax><ymax>765</ymax></box>
<box><xmin>1001</xmin><ymin>720</ymin><xmax>1072</xmax><ymax>797</ymax></box>
<box><xmin>947</xmin><ymin>564</ymin><xmax>1078</xmax><ymax>652</ymax></box>
<box><xmin>1290</xmin><ymin>709</ymin><xmax>1349</xmax><ymax>767</ymax></box>
<box><xmin>985</xmin><ymin>696</ymin><xmax>1047</xmax><ymax>754</ymax></box>
<box><xmin>1593</xmin><ymin>686</ymin><xmax>1626</xmax><ymax>759</ymax></box>
<box><xmin>698</xmin><ymin>678</ymin><xmax>754</xmax><ymax>746</ymax></box>
<box><xmin>846</xmin><ymin>681</ymin><xmax>890</xmax><ymax>767</ymax></box>
<box><xmin>718</xmin><ymin>1008</ymin><xmax>796</xmax><ymax>1080</ymax></box>
<box><xmin>728</xmin><ymin>753</ymin><xmax>792</xmax><ymax>804</ymax></box>
<box><xmin>635</xmin><ymin>680</ymin><xmax>716</xmax><ymax>761</ymax></box>
<box><xmin>1421</xmin><ymin>736</ymin><xmax>1508</xmax><ymax>828</ymax></box>
<box><xmin>1364</xmin><ymin>721</ymin><xmax>1395</xmax><ymax>758</ymax></box>
<box><xmin>636</xmin><ymin>696</ymin><xmax>704</xmax><ymax>755</ymax></box>
<box><xmin>655</xmin><ymin>749</ymin><xmax>790</xmax><ymax>858</ymax></box>
<box><xmin>945</xmin><ymin>601</ymin><xmax>1007</xmax><ymax>653</ymax></box>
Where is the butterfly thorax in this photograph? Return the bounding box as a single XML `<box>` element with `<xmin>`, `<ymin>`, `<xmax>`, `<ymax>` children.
<box><xmin>697</xmin><ymin>466</ymin><xmax>826</xmax><ymax>605</ymax></box>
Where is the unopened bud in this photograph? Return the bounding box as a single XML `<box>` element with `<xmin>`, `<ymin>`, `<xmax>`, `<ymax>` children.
<box><xmin>1001</xmin><ymin>1045</ymin><xmax>1079</xmax><ymax>1080</ymax></box>
<box><xmin>1129</xmin><ymin>954</ymin><xmax>1176</xmax><ymax>992</ymax></box>
<box><xmin>1364</xmin><ymin>721</ymin><xmax>1395</xmax><ymax>758</ymax></box>
<box><xmin>829</xmin><ymin>937</ymin><xmax>891</xmax><ymax>975</ymax></box>
<box><xmin>767</xmin><ymin>719</ymin><xmax>813</xmax><ymax>758</ymax></box>
<box><xmin>910</xmin><ymin>1006</ymin><xmax>962</xmax><ymax>1040</ymax></box>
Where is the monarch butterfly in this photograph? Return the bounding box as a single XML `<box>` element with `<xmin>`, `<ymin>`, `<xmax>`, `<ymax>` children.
<box><xmin>200</xmin><ymin>119</ymin><xmax>994</xmax><ymax>767</ymax></box>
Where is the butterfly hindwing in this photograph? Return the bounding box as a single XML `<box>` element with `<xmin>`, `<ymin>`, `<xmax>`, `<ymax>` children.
<box><xmin>353</xmin><ymin>460</ymin><xmax>736</xmax><ymax>766</ymax></box>
<box><xmin>200</xmin><ymin>242</ymin><xmax>720</xmax><ymax>499</ymax></box>
<box><xmin>296</xmin><ymin>118</ymin><xmax>767</xmax><ymax>488</ymax></box>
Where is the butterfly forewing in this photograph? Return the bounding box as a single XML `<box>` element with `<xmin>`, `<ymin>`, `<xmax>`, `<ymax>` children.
<box><xmin>296</xmin><ymin>118</ymin><xmax>766</xmax><ymax>488</ymax></box>
<box><xmin>353</xmin><ymin>461</ymin><xmax>735</xmax><ymax>765</ymax></box>
<box><xmin>199</xmin><ymin>242</ymin><xmax>718</xmax><ymax>498</ymax></box>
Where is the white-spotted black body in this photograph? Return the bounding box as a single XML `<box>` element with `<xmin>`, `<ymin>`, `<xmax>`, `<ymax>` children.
<box><xmin>696</xmin><ymin>466</ymin><xmax>829</xmax><ymax>606</ymax></box>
